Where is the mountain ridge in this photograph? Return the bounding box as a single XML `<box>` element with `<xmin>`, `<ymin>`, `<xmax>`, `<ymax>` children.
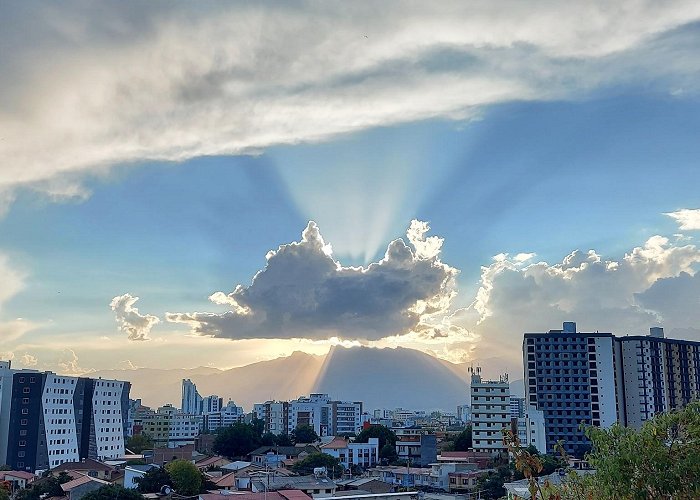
<box><xmin>92</xmin><ymin>346</ymin><xmax>522</xmax><ymax>411</ymax></box>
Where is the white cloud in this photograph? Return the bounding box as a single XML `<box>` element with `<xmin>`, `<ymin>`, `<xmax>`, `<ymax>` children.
<box><xmin>0</xmin><ymin>352</ymin><xmax>14</xmax><ymax>361</ymax></box>
<box><xmin>1</xmin><ymin>2</ymin><xmax>700</xmax><ymax>206</ymax></box>
<box><xmin>666</xmin><ymin>208</ymin><xmax>700</xmax><ymax>230</ymax></box>
<box><xmin>19</xmin><ymin>353</ymin><xmax>38</xmax><ymax>367</ymax></box>
<box><xmin>167</xmin><ymin>220</ymin><xmax>459</xmax><ymax>341</ymax></box>
<box><xmin>110</xmin><ymin>293</ymin><xmax>160</xmax><ymax>341</ymax></box>
<box><xmin>58</xmin><ymin>349</ymin><xmax>88</xmax><ymax>375</ymax></box>
<box><xmin>455</xmin><ymin>235</ymin><xmax>700</xmax><ymax>366</ymax></box>
<box><xmin>118</xmin><ymin>359</ymin><xmax>139</xmax><ymax>370</ymax></box>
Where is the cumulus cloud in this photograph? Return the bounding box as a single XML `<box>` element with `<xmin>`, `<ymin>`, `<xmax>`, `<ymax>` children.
<box><xmin>666</xmin><ymin>208</ymin><xmax>700</xmax><ymax>230</ymax></box>
<box><xmin>110</xmin><ymin>293</ymin><xmax>160</xmax><ymax>341</ymax></box>
<box><xmin>19</xmin><ymin>353</ymin><xmax>38</xmax><ymax>367</ymax></box>
<box><xmin>1</xmin><ymin>2</ymin><xmax>700</xmax><ymax>206</ymax></box>
<box><xmin>456</xmin><ymin>235</ymin><xmax>700</xmax><ymax>366</ymax></box>
<box><xmin>58</xmin><ymin>349</ymin><xmax>87</xmax><ymax>375</ymax></box>
<box><xmin>167</xmin><ymin>220</ymin><xmax>459</xmax><ymax>341</ymax></box>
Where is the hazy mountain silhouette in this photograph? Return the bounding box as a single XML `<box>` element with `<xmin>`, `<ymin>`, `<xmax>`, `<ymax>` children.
<box><xmin>92</xmin><ymin>346</ymin><xmax>522</xmax><ymax>412</ymax></box>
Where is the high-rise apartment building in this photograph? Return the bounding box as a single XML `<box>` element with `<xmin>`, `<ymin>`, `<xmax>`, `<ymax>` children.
<box><xmin>523</xmin><ymin>322</ymin><xmax>619</xmax><ymax>456</ymax></box>
<box><xmin>616</xmin><ymin>327</ymin><xmax>700</xmax><ymax>428</ymax></box>
<box><xmin>470</xmin><ymin>368</ymin><xmax>510</xmax><ymax>455</ymax></box>
<box><xmin>3</xmin><ymin>371</ymin><xmax>130</xmax><ymax>472</ymax></box>
<box><xmin>181</xmin><ymin>379</ymin><xmax>202</xmax><ymax>415</ymax></box>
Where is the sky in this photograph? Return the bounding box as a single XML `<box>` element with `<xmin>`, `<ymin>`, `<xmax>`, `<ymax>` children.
<box><xmin>1</xmin><ymin>1</ymin><xmax>700</xmax><ymax>377</ymax></box>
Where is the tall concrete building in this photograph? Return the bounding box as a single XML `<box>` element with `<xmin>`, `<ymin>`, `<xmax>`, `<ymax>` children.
<box><xmin>4</xmin><ymin>371</ymin><xmax>130</xmax><ymax>471</ymax></box>
<box><xmin>181</xmin><ymin>379</ymin><xmax>202</xmax><ymax>414</ymax></box>
<box><xmin>616</xmin><ymin>327</ymin><xmax>700</xmax><ymax>428</ymax></box>
<box><xmin>523</xmin><ymin>322</ymin><xmax>619</xmax><ymax>456</ymax></box>
<box><xmin>470</xmin><ymin>368</ymin><xmax>510</xmax><ymax>455</ymax></box>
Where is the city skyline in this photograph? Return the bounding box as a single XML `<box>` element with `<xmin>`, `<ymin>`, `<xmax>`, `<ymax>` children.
<box><xmin>1</xmin><ymin>2</ymin><xmax>700</xmax><ymax>376</ymax></box>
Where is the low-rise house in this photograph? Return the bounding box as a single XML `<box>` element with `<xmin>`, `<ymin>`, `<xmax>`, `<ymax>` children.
<box><xmin>320</xmin><ymin>437</ymin><xmax>379</xmax><ymax>470</ymax></box>
<box><xmin>317</xmin><ymin>492</ymin><xmax>418</xmax><ymax>500</ymax></box>
<box><xmin>436</xmin><ymin>451</ymin><xmax>491</xmax><ymax>469</ymax></box>
<box><xmin>249</xmin><ymin>446</ymin><xmax>317</xmax><ymax>468</ymax></box>
<box><xmin>1</xmin><ymin>470</ymin><xmax>37</xmax><ymax>490</ymax></box>
<box><xmin>52</xmin><ymin>459</ymin><xmax>117</xmax><ymax>481</ymax></box>
<box><xmin>200</xmin><ymin>490</ymin><xmax>311</xmax><ymax>500</ymax></box>
<box><xmin>503</xmin><ymin>470</ymin><xmax>595</xmax><ymax>500</ymax></box>
<box><xmin>196</xmin><ymin>455</ymin><xmax>232</xmax><ymax>470</ymax></box>
<box><xmin>251</xmin><ymin>474</ymin><xmax>337</xmax><ymax>497</ymax></box>
<box><xmin>211</xmin><ymin>471</ymin><xmax>237</xmax><ymax>491</ymax></box>
<box><xmin>151</xmin><ymin>444</ymin><xmax>195</xmax><ymax>466</ymax></box>
<box><xmin>367</xmin><ymin>466</ymin><xmax>433</xmax><ymax>489</ymax></box>
<box><xmin>335</xmin><ymin>478</ymin><xmax>393</xmax><ymax>494</ymax></box>
<box><xmin>393</xmin><ymin>428</ymin><xmax>437</xmax><ymax>466</ymax></box>
<box><xmin>61</xmin><ymin>475</ymin><xmax>110</xmax><ymax>500</ymax></box>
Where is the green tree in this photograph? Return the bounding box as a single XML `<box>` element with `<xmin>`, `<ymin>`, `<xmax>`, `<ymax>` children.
<box><xmin>355</xmin><ymin>425</ymin><xmax>397</xmax><ymax>449</ymax></box>
<box><xmin>275</xmin><ymin>433</ymin><xmax>293</xmax><ymax>446</ymax></box>
<box><xmin>292</xmin><ymin>452</ymin><xmax>344</xmax><ymax>478</ymax></box>
<box><xmin>379</xmin><ymin>443</ymin><xmax>398</xmax><ymax>463</ymax></box>
<box><xmin>126</xmin><ymin>433</ymin><xmax>154</xmax><ymax>454</ymax></box>
<box><xmin>0</xmin><ymin>484</ymin><xmax>9</xmax><ymax>500</ymax></box>
<box><xmin>165</xmin><ymin>460</ymin><xmax>202</xmax><ymax>496</ymax></box>
<box><xmin>214</xmin><ymin>422</ymin><xmax>261</xmax><ymax>458</ymax></box>
<box><xmin>453</xmin><ymin>426</ymin><xmax>472</xmax><ymax>451</ymax></box>
<box><xmin>261</xmin><ymin>432</ymin><xmax>277</xmax><ymax>446</ymax></box>
<box><xmin>135</xmin><ymin>467</ymin><xmax>172</xmax><ymax>493</ymax></box>
<box><xmin>250</xmin><ymin>418</ymin><xmax>265</xmax><ymax>437</ymax></box>
<box><xmin>291</xmin><ymin>424</ymin><xmax>319</xmax><ymax>444</ymax></box>
<box><xmin>573</xmin><ymin>403</ymin><xmax>700</xmax><ymax>499</ymax></box>
<box><xmin>81</xmin><ymin>485</ymin><xmax>144</xmax><ymax>500</ymax></box>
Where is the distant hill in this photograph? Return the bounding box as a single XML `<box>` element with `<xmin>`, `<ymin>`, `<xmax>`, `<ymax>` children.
<box><xmin>92</xmin><ymin>346</ymin><xmax>523</xmax><ymax>412</ymax></box>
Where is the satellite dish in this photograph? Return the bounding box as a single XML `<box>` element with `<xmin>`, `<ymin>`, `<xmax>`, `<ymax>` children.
<box><xmin>161</xmin><ymin>485</ymin><xmax>173</xmax><ymax>495</ymax></box>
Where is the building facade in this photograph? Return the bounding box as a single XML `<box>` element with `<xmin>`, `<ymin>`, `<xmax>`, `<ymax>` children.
<box><xmin>254</xmin><ymin>394</ymin><xmax>363</xmax><ymax>437</ymax></box>
<box><xmin>616</xmin><ymin>327</ymin><xmax>700</xmax><ymax>428</ymax></box>
<box><xmin>523</xmin><ymin>322</ymin><xmax>619</xmax><ymax>456</ymax></box>
<box><xmin>4</xmin><ymin>371</ymin><xmax>130</xmax><ymax>472</ymax></box>
<box><xmin>470</xmin><ymin>368</ymin><xmax>510</xmax><ymax>455</ymax></box>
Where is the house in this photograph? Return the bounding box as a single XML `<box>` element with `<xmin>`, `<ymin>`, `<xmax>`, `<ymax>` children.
<box><xmin>196</xmin><ymin>455</ymin><xmax>232</xmax><ymax>470</ymax></box>
<box><xmin>61</xmin><ymin>475</ymin><xmax>110</xmax><ymax>500</ymax></box>
<box><xmin>219</xmin><ymin>462</ymin><xmax>295</xmax><ymax>490</ymax></box>
<box><xmin>1</xmin><ymin>470</ymin><xmax>37</xmax><ymax>490</ymax></box>
<box><xmin>367</xmin><ymin>466</ymin><xmax>433</xmax><ymax>489</ymax></box>
<box><xmin>151</xmin><ymin>444</ymin><xmax>195</xmax><ymax>466</ymax></box>
<box><xmin>437</xmin><ymin>451</ymin><xmax>491</xmax><ymax>469</ymax></box>
<box><xmin>199</xmin><ymin>490</ymin><xmax>311</xmax><ymax>500</ymax></box>
<box><xmin>211</xmin><ymin>471</ymin><xmax>237</xmax><ymax>491</ymax></box>
<box><xmin>320</xmin><ymin>438</ymin><xmax>379</xmax><ymax>470</ymax></box>
<box><xmin>317</xmin><ymin>493</ymin><xmax>418</xmax><ymax>500</ymax></box>
<box><xmin>503</xmin><ymin>470</ymin><xmax>596</xmax><ymax>499</ymax></box>
<box><xmin>251</xmin><ymin>474</ymin><xmax>337</xmax><ymax>497</ymax></box>
<box><xmin>52</xmin><ymin>459</ymin><xmax>117</xmax><ymax>481</ymax></box>
<box><xmin>335</xmin><ymin>478</ymin><xmax>393</xmax><ymax>494</ymax></box>
<box><xmin>124</xmin><ymin>464</ymin><xmax>160</xmax><ymax>489</ymax></box>
<box><xmin>248</xmin><ymin>446</ymin><xmax>317</xmax><ymax>468</ymax></box>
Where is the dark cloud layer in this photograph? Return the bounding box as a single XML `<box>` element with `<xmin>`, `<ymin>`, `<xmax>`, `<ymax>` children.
<box><xmin>167</xmin><ymin>221</ymin><xmax>458</xmax><ymax>340</ymax></box>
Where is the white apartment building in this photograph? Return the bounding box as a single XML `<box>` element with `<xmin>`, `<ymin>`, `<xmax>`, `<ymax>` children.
<box><xmin>470</xmin><ymin>368</ymin><xmax>510</xmax><ymax>455</ymax></box>
<box><xmin>181</xmin><ymin>379</ymin><xmax>202</xmax><ymax>415</ymax></box>
<box><xmin>256</xmin><ymin>394</ymin><xmax>363</xmax><ymax>437</ymax></box>
<box><xmin>516</xmin><ymin>408</ymin><xmax>546</xmax><ymax>454</ymax></box>
<box><xmin>43</xmin><ymin>374</ymin><xmax>80</xmax><ymax>467</ymax></box>
<box><xmin>320</xmin><ymin>437</ymin><xmax>379</xmax><ymax>469</ymax></box>
<box><xmin>92</xmin><ymin>378</ymin><xmax>128</xmax><ymax>461</ymax></box>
